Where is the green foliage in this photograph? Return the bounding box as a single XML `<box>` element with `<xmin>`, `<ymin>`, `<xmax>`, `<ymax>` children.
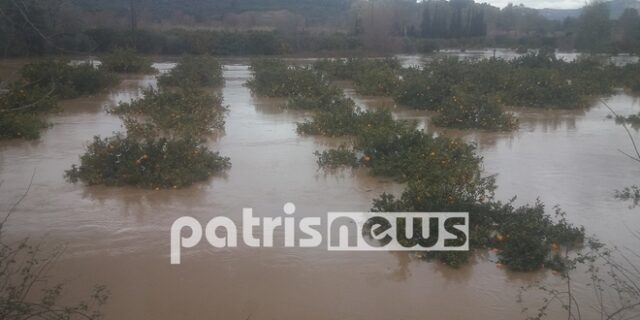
<box><xmin>0</xmin><ymin>84</ymin><xmax>58</xmax><ymax>140</ymax></box>
<box><xmin>21</xmin><ymin>59</ymin><xmax>118</xmax><ymax>99</ymax></box>
<box><xmin>314</xmin><ymin>58</ymin><xmax>401</xmax><ymax>80</ymax></box>
<box><xmin>0</xmin><ymin>112</ymin><xmax>49</xmax><ymax>140</ymax></box>
<box><xmin>313</xmin><ymin>58</ymin><xmax>401</xmax><ymax>96</ymax></box>
<box><xmin>374</xmin><ymin>193</ymin><xmax>584</xmax><ymax>271</ymax></box>
<box><xmin>286</xmin><ymin>91</ymin><xmax>351</xmax><ymax>112</ymax></box>
<box><xmin>70</xmin><ymin>60</ymin><xmax>230</xmax><ymax>189</ymax></box>
<box><xmin>393</xmin><ymin>58</ymin><xmax>469</xmax><ymax>110</ymax></box>
<box><xmin>111</xmin><ymin>88</ymin><xmax>226</xmax><ymax>138</ymax></box>
<box><xmin>158</xmin><ymin>55</ymin><xmax>224</xmax><ymax>88</ymax></box>
<box><xmin>247</xmin><ymin>59</ymin><xmax>342</xmax><ymax>102</ymax></box>
<box><xmin>252</xmin><ymin>57</ymin><xmax>585</xmax><ymax>271</ymax></box>
<box><xmin>100</xmin><ymin>48</ymin><xmax>155</xmax><ymax>74</ymax></box>
<box><xmin>394</xmin><ymin>54</ymin><xmax>620</xmax><ymax>113</ymax></box>
<box><xmin>357</xmin><ymin>128</ymin><xmax>482</xmax><ymax>182</ymax></box>
<box><xmin>0</xmin><ymin>59</ymin><xmax>118</xmax><ymax>140</ymax></box>
<box><xmin>433</xmin><ymin>92</ymin><xmax>518</xmax><ymax>130</ymax></box>
<box><xmin>502</xmin><ymin>67</ymin><xmax>587</xmax><ymax>109</ymax></box>
<box><xmin>65</xmin><ymin>134</ymin><xmax>231</xmax><ymax>189</ymax></box>
<box><xmin>313</xmin><ymin>147</ymin><xmax>359</xmax><ymax>169</ymax></box>
<box><xmin>510</xmin><ymin>49</ymin><xmax>560</xmax><ymax>68</ymax></box>
<box><xmin>298</xmin><ymin>107</ymin><xmax>407</xmax><ymax>137</ymax></box>
<box><xmin>495</xmin><ymin>204</ymin><xmax>584</xmax><ymax>272</ymax></box>
<box><xmin>353</xmin><ymin>65</ymin><xmax>399</xmax><ymax>96</ymax></box>
<box><xmin>617</xmin><ymin>62</ymin><xmax>640</xmax><ymax>92</ymax></box>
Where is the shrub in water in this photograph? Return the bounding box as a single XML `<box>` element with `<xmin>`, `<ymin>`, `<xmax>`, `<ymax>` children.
<box><xmin>353</xmin><ymin>65</ymin><xmax>399</xmax><ymax>96</ymax></box>
<box><xmin>0</xmin><ymin>112</ymin><xmax>49</xmax><ymax>140</ymax></box>
<box><xmin>502</xmin><ymin>68</ymin><xmax>586</xmax><ymax>109</ymax></box>
<box><xmin>617</xmin><ymin>63</ymin><xmax>640</xmax><ymax>93</ymax></box>
<box><xmin>314</xmin><ymin>147</ymin><xmax>360</xmax><ymax>169</ymax></box>
<box><xmin>313</xmin><ymin>58</ymin><xmax>401</xmax><ymax>96</ymax></box>
<box><xmin>298</xmin><ymin>107</ymin><xmax>410</xmax><ymax>138</ymax></box>
<box><xmin>100</xmin><ymin>48</ymin><xmax>155</xmax><ymax>74</ymax></box>
<box><xmin>286</xmin><ymin>91</ymin><xmax>350</xmax><ymax>112</ymax></box>
<box><xmin>112</xmin><ymin>87</ymin><xmax>226</xmax><ymax>139</ymax></box>
<box><xmin>69</xmin><ymin>67</ymin><xmax>230</xmax><ymax>188</ymax></box>
<box><xmin>393</xmin><ymin>58</ymin><xmax>467</xmax><ymax>110</ymax></box>
<box><xmin>313</xmin><ymin>57</ymin><xmax>401</xmax><ymax>81</ymax></box>
<box><xmin>66</xmin><ymin>134</ymin><xmax>230</xmax><ymax>189</ymax></box>
<box><xmin>247</xmin><ymin>59</ymin><xmax>337</xmax><ymax>98</ymax></box>
<box><xmin>21</xmin><ymin>59</ymin><xmax>118</xmax><ymax>99</ymax></box>
<box><xmin>433</xmin><ymin>91</ymin><xmax>518</xmax><ymax>131</ymax></box>
<box><xmin>0</xmin><ymin>84</ymin><xmax>58</xmax><ymax>140</ymax></box>
<box><xmin>158</xmin><ymin>55</ymin><xmax>223</xmax><ymax>88</ymax></box>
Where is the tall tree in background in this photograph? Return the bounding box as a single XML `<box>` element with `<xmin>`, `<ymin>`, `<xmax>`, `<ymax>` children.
<box><xmin>576</xmin><ymin>1</ymin><xmax>612</xmax><ymax>53</ymax></box>
<box><xmin>617</xmin><ymin>8</ymin><xmax>640</xmax><ymax>52</ymax></box>
<box><xmin>420</xmin><ymin>0</ymin><xmax>487</xmax><ymax>39</ymax></box>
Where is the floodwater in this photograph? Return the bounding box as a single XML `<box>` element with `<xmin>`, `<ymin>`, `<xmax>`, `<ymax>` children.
<box><xmin>1</xmin><ymin>53</ymin><xmax>639</xmax><ymax>319</ymax></box>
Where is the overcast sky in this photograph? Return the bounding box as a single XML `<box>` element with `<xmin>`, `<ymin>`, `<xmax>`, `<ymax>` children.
<box><xmin>480</xmin><ymin>0</ymin><xmax>588</xmax><ymax>9</ymax></box>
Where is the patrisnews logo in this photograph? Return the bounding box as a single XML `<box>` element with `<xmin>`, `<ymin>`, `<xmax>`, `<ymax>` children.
<box><xmin>170</xmin><ymin>204</ymin><xmax>468</xmax><ymax>264</ymax></box>
<box><xmin>327</xmin><ymin>212</ymin><xmax>468</xmax><ymax>251</ymax></box>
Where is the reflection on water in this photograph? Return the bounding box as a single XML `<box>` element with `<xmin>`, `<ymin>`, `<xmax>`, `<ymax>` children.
<box><xmin>0</xmin><ymin>54</ymin><xmax>639</xmax><ymax>320</ymax></box>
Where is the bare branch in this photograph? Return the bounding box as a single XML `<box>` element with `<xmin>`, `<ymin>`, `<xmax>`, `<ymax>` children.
<box><xmin>0</xmin><ymin>168</ymin><xmax>36</xmax><ymax>233</ymax></box>
<box><xmin>601</xmin><ymin>99</ymin><xmax>640</xmax><ymax>162</ymax></box>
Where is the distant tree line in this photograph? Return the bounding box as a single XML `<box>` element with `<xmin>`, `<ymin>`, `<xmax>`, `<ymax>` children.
<box><xmin>1</xmin><ymin>0</ymin><xmax>640</xmax><ymax>56</ymax></box>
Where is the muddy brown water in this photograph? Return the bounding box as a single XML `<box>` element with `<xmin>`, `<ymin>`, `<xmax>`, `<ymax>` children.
<box><xmin>1</xmin><ymin>53</ymin><xmax>639</xmax><ymax>319</ymax></box>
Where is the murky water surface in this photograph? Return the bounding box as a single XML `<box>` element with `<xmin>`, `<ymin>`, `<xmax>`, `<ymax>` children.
<box><xmin>1</xmin><ymin>52</ymin><xmax>639</xmax><ymax>319</ymax></box>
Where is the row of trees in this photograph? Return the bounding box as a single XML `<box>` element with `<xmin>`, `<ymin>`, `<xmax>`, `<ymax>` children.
<box><xmin>1</xmin><ymin>0</ymin><xmax>640</xmax><ymax>55</ymax></box>
<box><xmin>352</xmin><ymin>0</ymin><xmax>640</xmax><ymax>53</ymax></box>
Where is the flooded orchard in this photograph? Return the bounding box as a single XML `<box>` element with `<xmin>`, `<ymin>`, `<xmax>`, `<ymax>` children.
<box><xmin>1</xmin><ymin>54</ymin><xmax>639</xmax><ymax>319</ymax></box>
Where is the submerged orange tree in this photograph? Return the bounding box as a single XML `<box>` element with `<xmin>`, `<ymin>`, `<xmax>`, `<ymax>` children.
<box><xmin>99</xmin><ymin>48</ymin><xmax>155</xmax><ymax>74</ymax></box>
<box><xmin>249</xmin><ymin>58</ymin><xmax>585</xmax><ymax>271</ymax></box>
<box><xmin>67</xmin><ymin>56</ymin><xmax>230</xmax><ymax>189</ymax></box>
<box><xmin>315</xmin><ymin>51</ymin><xmax>640</xmax><ymax>131</ymax></box>
<box><xmin>1</xmin><ymin>59</ymin><xmax>119</xmax><ymax>140</ymax></box>
<box><xmin>158</xmin><ymin>55</ymin><xmax>224</xmax><ymax>88</ymax></box>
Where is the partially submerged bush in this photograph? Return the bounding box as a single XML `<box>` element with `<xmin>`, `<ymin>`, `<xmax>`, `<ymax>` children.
<box><xmin>286</xmin><ymin>90</ymin><xmax>350</xmax><ymax>112</ymax></box>
<box><xmin>314</xmin><ymin>147</ymin><xmax>359</xmax><ymax>169</ymax></box>
<box><xmin>298</xmin><ymin>107</ymin><xmax>410</xmax><ymax>138</ymax></box>
<box><xmin>158</xmin><ymin>55</ymin><xmax>223</xmax><ymax>88</ymax></box>
<box><xmin>100</xmin><ymin>48</ymin><xmax>155</xmax><ymax>74</ymax></box>
<box><xmin>266</xmin><ymin>57</ymin><xmax>585</xmax><ymax>271</ymax></box>
<box><xmin>433</xmin><ymin>92</ymin><xmax>518</xmax><ymax>130</ymax></box>
<box><xmin>0</xmin><ymin>84</ymin><xmax>58</xmax><ymax>140</ymax></box>
<box><xmin>69</xmin><ymin>63</ymin><xmax>230</xmax><ymax>189</ymax></box>
<box><xmin>613</xmin><ymin>111</ymin><xmax>640</xmax><ymax>130</ymax></box>
<box><xmin>66</xmin><ymin>134</ymin><xmax>230</xmax><ymax>189</ymax></box>
<box><xmin>1</xmin><ymin>59</ymin><xmax>117</xmax><ymax>140</ymax></box>
<box><xmin>21</xmin><ymin>59</ymin><xmax>118</xmax><ymax>99</ymax></box>
<box><xmin>112</xmin><ymin>88</ymin><xmax>226</xmax><ymax>138</ymax></box>
<box><xmin>313</xmin><ymin>57</ymin><xmax>401</xmax><ymax>81</ymax></box>
<box><xmin>393</xmin><ymin>58</ymin><xmax>469</xmax><ymax>110</ymax></box>
<box><xmin>494</xmin><ymin>203</ymin><xmax>584</xmax><ymax>272</ymax></box>
<box><xmin>615</xmin><ymin>185</ymin><xmax>640</xmax><ymax>207</ymax></box>
<box><xmin>353</xmin><ymin>65</ymin><xmax>399</xmax><ymax>96</ymax></box>
<box><xmin>394</xmin><ymin>55</ymin><xmax>617</xmax><ymax>111</ymax></box>
<box><xmin>502</xmin><ymin>67</ymin><xmax>587</xmax><ymax>109</ymax></box>
<box><xmin>0</xmin><ymin>112</ymin><xmax>49</xmax><ymax>140</ymax></box>
<box><xmin>313</xmin><ymin>57</ymin><xmax>401</xmax><ymax>96</ymax></box>
<box><xmin>617</xmin><ymin>63</ymin><xmax>640</xmax><ymax>93</ymax></box>
<box><xmin>247</xmin><ymin>59</ymin><xmax>337</xmax><ymax>98</ymax></box>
